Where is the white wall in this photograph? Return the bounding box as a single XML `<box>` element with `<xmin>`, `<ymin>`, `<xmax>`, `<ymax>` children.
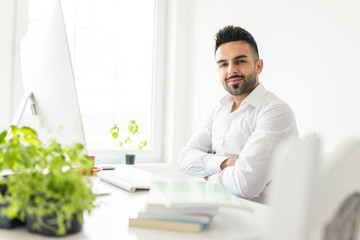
<box><xmin>0</xmin><ymin>1</ymin><xmax>16</xmax><ymax>130</ymax></box>
<box><xmin>0</xmin><ymin>0</ymin><xmax>27</xmax><ymax>131</ymax></box>
<box><xmin>176</xmin><ymin>0</ymin><xmax>360</xmax><ymax>157</ymax></box>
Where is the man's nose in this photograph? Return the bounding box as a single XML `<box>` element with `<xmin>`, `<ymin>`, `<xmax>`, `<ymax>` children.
<box><xmin>228</xmin><ymin>63</ymin><xmax>238</xmax><ymax>75</ymax></box>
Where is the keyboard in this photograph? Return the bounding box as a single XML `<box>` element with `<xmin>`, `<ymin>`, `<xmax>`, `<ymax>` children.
<box><xmin>97</xmin><ymin>167</ymin><xmax>153</xmax><ymax>192</ymax></box>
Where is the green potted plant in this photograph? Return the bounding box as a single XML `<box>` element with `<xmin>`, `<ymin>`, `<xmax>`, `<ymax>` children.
<box><xmin>110</xmin><ymin>120</ymin><xmax>147</xmax><ymax>164</ymax></box>
<box><xmin>0</xmin><ymin>129</ymin><xmax>26</xmax><ymax>229</ymax></box>
<box><xmin>0</xmin><ymin>126</ymin><xmax>96</xmax><ymax>236</ymax></box>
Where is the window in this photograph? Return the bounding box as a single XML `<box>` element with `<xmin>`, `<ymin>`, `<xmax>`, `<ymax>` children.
<box><xmin>29</xmin><ymin>0</ymin><xmax>165</xmax><ymax>162</ymax></box>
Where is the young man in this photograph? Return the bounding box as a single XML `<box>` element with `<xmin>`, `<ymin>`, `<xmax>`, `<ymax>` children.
<box><xmin>178</xmin><ymin>25</ymin><xmax>298</xmax><ymax>203</ymax></box>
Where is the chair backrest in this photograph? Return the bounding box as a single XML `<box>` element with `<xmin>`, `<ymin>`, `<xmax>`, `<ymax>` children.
<box><xmin>267</xmin><ymin>134</ymin><xmax>320</xmax><ymax>240</ymax></box>
<box><xmin>309</xmin><ymin>139</ymin><xmax>360</xmax><ymax>240</ymax></box>
<box><xmin>267</xmin><ymin>135</ymin><xmax>360</xmax><ymax>240</ymax></box>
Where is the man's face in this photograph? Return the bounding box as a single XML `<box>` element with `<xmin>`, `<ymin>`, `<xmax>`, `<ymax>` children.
<box><xmin>215</xmin><ymin>41</ymin><xmax>263</xmax><ymax>96</ymax></box>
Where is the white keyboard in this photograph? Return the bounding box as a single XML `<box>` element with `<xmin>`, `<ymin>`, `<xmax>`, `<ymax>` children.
<box><xmin>97</xmin><ymin>168</ymin><xmax>152</xmax><ymax>192</ymax></box>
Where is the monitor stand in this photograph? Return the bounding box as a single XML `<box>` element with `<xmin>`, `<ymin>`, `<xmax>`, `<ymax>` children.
<box><xmin>11</xmin><ymin>92</ymin><xmax>37</xmax><ymax>127</ymax></box>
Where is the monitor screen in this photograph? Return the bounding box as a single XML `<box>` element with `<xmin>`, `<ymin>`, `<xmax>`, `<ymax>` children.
<box><xmin>19</xmin><ymin>0</ymin><xmax>86</xmax><ymax>149</ymax></box>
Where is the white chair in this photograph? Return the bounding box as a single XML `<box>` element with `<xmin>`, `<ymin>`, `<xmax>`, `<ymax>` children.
<box><xmin>267</xmin><ymin>135</ymin><xmax>360</xmax><ymax>240</ymax></box>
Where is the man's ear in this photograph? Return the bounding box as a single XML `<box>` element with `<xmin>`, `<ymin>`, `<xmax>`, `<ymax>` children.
<box><xmin>256</xmin><ymin>59</ymin><xmax>263</xmax><ymax>75</ymax></box>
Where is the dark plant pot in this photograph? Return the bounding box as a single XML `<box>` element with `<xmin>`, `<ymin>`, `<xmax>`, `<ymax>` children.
<box><xmin>0</xmin><ymin>202</ymin><xmax>25</xmax><ymax>229</ymax></box>
<box><xmin>0</xmin><ymin>184</ymin><xmax>26</xmax><ymax>229</ymax></box>
<box><xmin>125</xmin><ymin>154</ymin><xmax>136</xmax><ymax>165</ymax></box>
<box><xmin>26</xmin><ymin>213</ymin><xmax>82</xmax><ymax>236</ymax></box>
<box><xmin>0</xmin><ymin>184</ymin><xmax>7</xmax><ymax>196</ymax></box>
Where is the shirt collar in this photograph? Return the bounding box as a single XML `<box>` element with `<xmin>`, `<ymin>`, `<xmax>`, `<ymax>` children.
<box><xmin>219</xmin><ymin>83</ymin><xmax>267</xmax><ymax>108</ymax></box>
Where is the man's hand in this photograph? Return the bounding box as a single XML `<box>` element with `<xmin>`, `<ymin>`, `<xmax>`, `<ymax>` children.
<box><xmin>220</xmin><ymin>158</ymin><xmax>237</xmax><ymax>170</ymax></box>
<box><xmin>204</xmin><ymin>157</ymin><xmax>236</xmax><ymax>181</ymax></box>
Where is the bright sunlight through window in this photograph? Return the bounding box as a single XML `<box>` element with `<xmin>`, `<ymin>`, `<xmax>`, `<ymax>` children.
<box><xmin>60</xmin><ymin>0</ymin><xmax>156</xmax><ymax>151</ymax></box>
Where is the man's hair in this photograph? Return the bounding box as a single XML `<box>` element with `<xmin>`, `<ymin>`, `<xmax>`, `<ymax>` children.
<box><xmin>214</xmin><ymin>25</ymin><xmax>259</xmax><ymax>59</ymax></box>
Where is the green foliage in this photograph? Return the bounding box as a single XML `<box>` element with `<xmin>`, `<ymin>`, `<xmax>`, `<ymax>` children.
<box><xmin>0</xmin><ymin>126</ymin><xmax>96</xmax><ymax>235</ymax></box>
<box><xmin>110</xmin><ymin>120</ymin><xmax>147</xmax><ymax>151</ymax></box>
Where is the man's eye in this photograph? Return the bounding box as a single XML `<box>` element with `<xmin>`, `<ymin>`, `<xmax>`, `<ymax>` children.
<box><xmin>219</xmin><ymin>63</ymin><xmax>227</xmax><ymax>68</ymax></box>
<box><xmin>236</xmin><ymin>60</ymin><xmax>245</xmax><ymax>64</ymax></box>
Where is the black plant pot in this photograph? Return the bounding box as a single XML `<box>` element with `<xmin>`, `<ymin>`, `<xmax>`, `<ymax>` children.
<box><xmin>125</xmin><ymin>154</ymin><xmax>136</xmax><ymax>165</ymax></box>
<box><xmin>0</xmin><ymin>184</ymin><xmax>26</xmax><ymax>229</ymax></box>
<box><xmin>0</xmin><ymin>184</ymin><xmax>7</xmax><ymax>195</ymax></box>
<box><xmin>0</xmin><ymin>203</ymin><xmax>25</xmax><ymax>228</ymax></box>
<box><xmin>26</xmin><ymin>213</ymin><xmax>82</xmax><ymax>236</ymax></box>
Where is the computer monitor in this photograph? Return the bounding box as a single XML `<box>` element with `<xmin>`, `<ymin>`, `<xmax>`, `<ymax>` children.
<box><xmin>17</xmin><ymin>0</ymin><xmax>86</xmax><ymax>149</ymax></box>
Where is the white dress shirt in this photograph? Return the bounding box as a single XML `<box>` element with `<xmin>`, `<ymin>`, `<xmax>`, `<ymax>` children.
<box><xmin>178</xmin><ymin>83</ymin><xmax>298</xmax><ymax>201</ymax></box>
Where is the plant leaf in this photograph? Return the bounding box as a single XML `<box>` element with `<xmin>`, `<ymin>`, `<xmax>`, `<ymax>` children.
<box><xmin>138</xmin><ymin>141</ymin><xmax>147</xmax><ymax>151</ymax></box>
<box><xmin>112</xmin><ymin>132</ymin><xmax>118</xmax><ymax>139</ymax></box>
<box><xmin>20</xmin><ymin>126</ymin><xmax>37</xmax><ymax>137</ymax></box>
<box><xmin>134</xmin><ymin>124</ymin><xmax>138</xmax><ymax>134</ymax></box>
<box><xmin>0</xmin><ymin>130</ymin><xmax>7</xmax><ymax>144</ymax></box>
<box><xmin>110</xmin><ymin>124</ymin><xmax>119</xmax><ymax>133</ymax></box>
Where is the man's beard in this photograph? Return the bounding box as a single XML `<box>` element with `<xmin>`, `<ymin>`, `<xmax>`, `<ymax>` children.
<box><xmin>222</xmin><ymin>70</ymin><xmax>257</xmax><ymax>96</ymax></box>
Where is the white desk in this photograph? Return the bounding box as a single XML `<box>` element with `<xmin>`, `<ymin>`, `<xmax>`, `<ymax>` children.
<box><xmin>0</xmin><ymin>166</ymin><xmax>270</xmax><ymax>240</ymax></box>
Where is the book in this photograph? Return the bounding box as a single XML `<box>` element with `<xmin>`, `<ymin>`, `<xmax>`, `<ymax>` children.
<box><xmin>147</xmin><ymin>181</ymin><xmax>253</xmax><ymax>211</ymax></box>
<box><xmin>144</xmin><ymin>203</ymin><xmax>219</xmax><ymax>216</ymax></box>
<box><xmin>137</xmin><ymin>203</ymin><xmax>214</xmax><ymax>224</ymax></box>
<box><xmin>129</xmin><ymin>181</ymin><xmax>253</xmax><ymax>233</ymax></box>
<box><xmin>129</xmin><ymin>218</ymin><xmax>207</xmax><ymax>233</ymax></box>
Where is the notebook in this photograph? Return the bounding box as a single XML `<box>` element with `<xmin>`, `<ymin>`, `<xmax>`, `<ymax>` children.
<box><xmin>147</xmin><ymin>181</ymin><xmax>253</xmax><ymax>211</ymax></box>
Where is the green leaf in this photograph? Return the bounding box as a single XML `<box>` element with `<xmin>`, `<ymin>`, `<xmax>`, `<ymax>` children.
<box><xmin>119</xmin><ymin>141</ymin><xmax>123</xmax><ymax>147</ymax></box>
<box><xmin>10</xmin><ymin>125</ymin><xmax>18</xmax><ymax>135</ymax></box>
<box><xmin>0</xmin><ymin>130</ymin><xmax>7</xmax><ymax>144</ymax></box>
<box><xmin>19</xmin><ymin>126</ymin><xmax>37</xmax><ymax>137</ymax></box>
<box><xmin>125</xmin><ymin>137</ymin><xmax>130</xmax><ymax>144</ymax></box>
<box><xmin>110</xmin><ymin>124</ymin><xmax>119</xmax><ymax>134</ymax></box>
<box><xmin>56</xmin><ymin>213</ymin><xmax>66</xmax><ymax>235</ymax></box>
<box><xmin>112</xmin><ymin>132</ymin><xmax>118</xmax><ymax>139</ymax></box>
<box><xmin>138</xmin><ymin>141</ymin><xmax>147</xmax><ymax>151</ymax></box>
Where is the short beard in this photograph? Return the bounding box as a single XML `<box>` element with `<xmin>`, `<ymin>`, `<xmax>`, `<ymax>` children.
<box><xmin>222</xmin><ymin>71</ymin><xmax>257</xmax><ymax>96</ymax></box>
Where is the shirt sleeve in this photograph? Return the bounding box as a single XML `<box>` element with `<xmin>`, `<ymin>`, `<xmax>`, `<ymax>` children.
<box><xmin>177</xmin><ymin>107</ymin><xmax>229</xmax><ymax>178</ymax></box>
<box><xmin>208</xmin><ymin>103</ymin><xmax>298</xmax><ymax>199</ymax></box>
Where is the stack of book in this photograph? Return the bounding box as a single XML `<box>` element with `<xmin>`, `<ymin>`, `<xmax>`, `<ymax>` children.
<box><xmin>129</xmin><ymin>181</ymin><xmax>253</xmax><ymax>233</ymax></box>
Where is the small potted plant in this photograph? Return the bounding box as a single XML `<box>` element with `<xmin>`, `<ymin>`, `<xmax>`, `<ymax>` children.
<box><xmin>110</xmin><ymin>120</ymin><xmax>147</xmax><ymax>164</ymax></box>
<box><xmin>0</xmin><ymin>126</ymin><xmax>96</xmax><ymax>236</ymax></box>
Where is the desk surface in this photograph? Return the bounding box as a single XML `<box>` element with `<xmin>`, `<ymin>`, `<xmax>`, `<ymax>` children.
<box><xmin>0</xmin><ymin>166</ymin><xmax>270</xmax><ymax>240</ymax></box>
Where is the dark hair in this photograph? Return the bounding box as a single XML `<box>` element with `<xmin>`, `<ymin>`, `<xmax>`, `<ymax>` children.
<box><xmin>214</xmin><ymin>25</ymin><xmax>259</xmax><ymax>59</ymax></box>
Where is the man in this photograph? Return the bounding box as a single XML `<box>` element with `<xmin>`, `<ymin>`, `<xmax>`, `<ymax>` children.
<box><xmin>178</xmin><ymin>25</ymin><xmax>298</xmax><ymax>203</ymax></box>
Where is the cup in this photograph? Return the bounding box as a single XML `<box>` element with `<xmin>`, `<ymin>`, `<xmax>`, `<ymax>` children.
<box><xmin>89</xmin><ymin>156</ymin><xmax>102</xmax><ymax>174</ymax></box>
